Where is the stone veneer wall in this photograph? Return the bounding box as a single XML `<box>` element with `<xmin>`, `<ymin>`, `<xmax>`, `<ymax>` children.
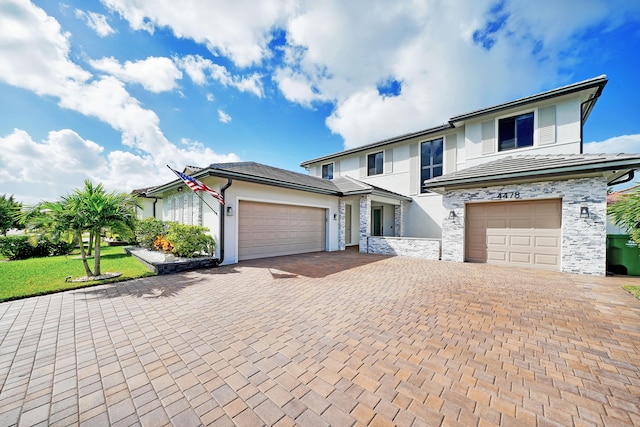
<box><xmin>338</xmin><ymin>200</ymin><xmax>346</xmax><ymax>251</ymax></box>
<box><xmin>367</xmin><ymin>237</ymin><xmax>440</xmax><ymax>260</ymax></box>
<box><xmin>394</xmin><ymin>202</ymin><xmax>405</xmax><ymax>237</ymax></box>
<box><xmin>441</xmin><ymin>177</ymin><xmax>607</xmax><ymax>276</ymax></box>
<box><xmin>359</xmin><ymin>195</ymin><xmax>371</xmax><ymax>253</ymax></box>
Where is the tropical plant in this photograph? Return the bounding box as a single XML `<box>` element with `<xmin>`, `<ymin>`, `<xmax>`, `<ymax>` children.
<box><xmin>0</xmin><ymin>194</ymin><xmax>22</xmax><ymax>235</ymax></box>
<box><xmin>166</xmin><ymin>223</ymin><xmax>215</xmax><ymax>258</ymax></box>
<box><xmin>608</xmin><ymin>185</ymin><xmax>640</xmax><ymax>246</ymax></box>
<box><xmin>135</xmin><ymin>218</ymin><xmax>169</xmax><ymax>250</ymax></box>
<box><xmin>20</xmin><ymin>180</ymin><xmax>140</xmax><ymax>277</ymax></box>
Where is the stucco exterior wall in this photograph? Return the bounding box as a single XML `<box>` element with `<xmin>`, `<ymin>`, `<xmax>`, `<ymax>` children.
<box><xmin>441</xmin><ymin>177</ymin><xmax>608</xmax><ymax>276</ymax></box>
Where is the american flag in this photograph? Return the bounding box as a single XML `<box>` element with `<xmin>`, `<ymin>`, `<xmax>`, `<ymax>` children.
<box><xmin>170</xmin><ymin>167</ymin><xmax>224</xmax><ymax>204</ymax></box>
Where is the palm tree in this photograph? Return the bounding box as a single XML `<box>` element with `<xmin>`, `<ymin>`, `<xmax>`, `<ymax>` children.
<box><xmin>67</xmin><ymin>180</ymin><xmax>139</xmax><ymax>276</ymax></box>
<box><xmin>21</xmin><ymin>180</ymin><xmax>139</xmax><ymax>278</ymax></box>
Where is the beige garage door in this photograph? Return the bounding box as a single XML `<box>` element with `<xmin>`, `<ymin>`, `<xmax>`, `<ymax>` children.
<box><xmin>465</xmin><ymin>199</ymin><xmax>562</xmax><ymax>270</ymax></box>
<box><xmin>238</xmin><ymin>201</ymin><xmax>326</xmax><ymax>261</ymax></box>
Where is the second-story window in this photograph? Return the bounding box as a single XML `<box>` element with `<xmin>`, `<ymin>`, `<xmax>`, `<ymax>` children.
<box><xmin>321</xmin><ymin>163</ymin><xmax>333</xmax><ymax>180</ymax></box>
<box><xmin>420</xmin><ymin>138</ymin><xmax>443</xmax><ymax>193</ymax></box>
<box><xmin>367</xmin><ymin>151</ymin><xmax>384</xmax><ymax>176</ymax></box>
<box><xmin>498</xmin><ymin>112</ymin><xmax>534</xmax><ymax>151</ymax></box>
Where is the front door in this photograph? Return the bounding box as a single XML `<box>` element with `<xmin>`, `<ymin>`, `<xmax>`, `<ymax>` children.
<box><xmin>372</xmin><ymin>207</ymin><xmax>382</xmax><ymax>236</ymax></box>
<box><xmin>345</xmin><ymin>204</ymin><xmax>352</xmax><ymax>245</ymax></box>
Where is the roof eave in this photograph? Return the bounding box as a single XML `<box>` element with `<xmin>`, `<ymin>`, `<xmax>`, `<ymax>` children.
<box><xmin>204</xmin><ymin>169</ymin><xmax>339</xmax><ymax>196</ymax></box>
<box><xmin>423</xmin><ymin>159</ymin><xmax>640</xmax><ymax>192</ymax></box>
<box><xmin>449</xmin><ymin>75</ymin><xmax>608</xmax><ymax>125</ymax></box>
<box><xmin>300</xmin><ymin>123</ymin><xmax>453</xmax><ymax>167</ymax></box>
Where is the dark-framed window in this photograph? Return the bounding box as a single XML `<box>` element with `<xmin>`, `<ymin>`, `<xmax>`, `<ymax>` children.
<box><xmin>321</xmin><ymin>163</ymin><xmax>333</xmax><ymax>180</ymax></box>
<box><xmin>498</xmin><ymin>112</ymin><xmax>534</xmax><ymax>151</ymax></box>
<box><xmin>367</xmin><ymin>151</ymin><xmax>384</xmax><ymax>176</ymax></box>
<box><xmin>420</xmin><ymin>138</ymin><xmax>443</xmax><ymax>193</ymax></box>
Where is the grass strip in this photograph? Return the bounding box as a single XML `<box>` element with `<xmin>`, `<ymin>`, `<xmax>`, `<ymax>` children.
<box><xmin>623</xmin><ymin>284</ymin><xmax>640</xmax><ymax>299</ymax></box>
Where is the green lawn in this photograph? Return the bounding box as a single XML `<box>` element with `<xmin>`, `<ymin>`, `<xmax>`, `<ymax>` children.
<box><xmin>0</xmin><ymin>246</ymin><xmax>155</xmax><ymax>302</ymax></box>
<box><xmin>623</xmin><ymin>284</ymin><xmax>640</xmax><ymax>299</ymax></box>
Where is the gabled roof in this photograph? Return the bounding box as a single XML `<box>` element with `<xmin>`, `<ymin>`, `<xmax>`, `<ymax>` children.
<box><xmin>449</xmin><ymin>75</ymin><xmax>607</xmax><ymax>125</ymax></box>
<box><xmin>422</xmin><ymin>153</ymin><xmax>640</xmax><ymax>192</ymax></box>
<box><xmin>131</xmin><ymin>186</ymin><xmax>160</xmax><ymax>197</ymax></box>
<box><xmin>148</xmin><ymin>162</ymin><xmax>409</xmax><ymax>200</ymax></box>
<box><xmin>300</xmin><ymin>75</ymin><xmax>608</xmax><ymax>167</ymax></box>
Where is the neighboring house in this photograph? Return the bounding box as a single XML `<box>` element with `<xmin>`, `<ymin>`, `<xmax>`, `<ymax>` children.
<box><xmin>136</xmin><ymin>75</ymin><xmax>640</xmax><ymax>275</ymax></box>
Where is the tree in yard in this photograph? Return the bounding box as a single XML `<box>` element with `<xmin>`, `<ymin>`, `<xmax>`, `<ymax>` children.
<box><xmin>607</xmin><ymin>185</ymin><xmax>640</xmax><ymax>246</ymax></box>
<box><xmin>21</xmin><ymin>180</ymin><xmax>139</xmax><ymax>278</ymax></box>
<box><xmin>0</xmin><ymin>194</ymin><xmax>22</xmax><ymax>235</ymax></box>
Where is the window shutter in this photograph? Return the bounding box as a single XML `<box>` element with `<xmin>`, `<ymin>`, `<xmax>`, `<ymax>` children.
<box><xmin>359</xmin><ymin>155</ymin><xmax>366</xmax><ymax>178</ymax></box>
<box><xmin>538</xmin><ymin>105</ymin><xmax>556</xmax><ymax>145</ymax></box>
<box><xmin>334</xmin><ymin>160</ymin><xmax>340</xmax><ymax>177</ymax></box>
<box><xmin>444</xmin><ymin>134</ymin><xmax>457</xmax><ymax>174</ymax></box>
<box><xmin>481</xmin><ymin>120</ymin><xmax>495</xmax><ymax>155</ymax></box>
<box><xmin>409</xmin><ymin>143</ymin><xmax>419</xmax><ymax>195</ymax></box>
<box><xmin>384</xmin><ymin>149</ymin><xmax>393</xmax><ymax>174</ymax></box>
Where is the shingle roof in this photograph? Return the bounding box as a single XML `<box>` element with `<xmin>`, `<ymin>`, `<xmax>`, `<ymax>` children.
<box><xmin>151</xmin><ymin>161</ymin><xmax>409</xmax><ymax>200</ymax></box>
<box><xmin>423</xmin><ymin>153</ymin><xmax>640</xmax><ymax>190</ymax></box>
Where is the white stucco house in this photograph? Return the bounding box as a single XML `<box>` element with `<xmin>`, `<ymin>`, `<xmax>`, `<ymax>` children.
<box><xmin>136</xmin><ymin>75</ymin><xmax>640</xmax><ymax>275</ymax></box>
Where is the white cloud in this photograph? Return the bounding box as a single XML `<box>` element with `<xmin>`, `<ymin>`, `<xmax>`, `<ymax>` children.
<box><xmin>89</xmin><ymin>56</ymin><xmax>182</xmax><ymax>93</ymax></box>
<box><xmin>0</xmin><ymin>128</ymin><xmax>241</xmax><ymax>204</ymax></box>
<box><xmin>74</xmin><ymin>9</ymin><xmax>116</xmax><ymax>37</ymax></box>
<box><xmin>0</xmin><ymin>129</ymin><xmax>108</xmax><ymax>203</ymax></box>
<box><xmin>102</xmin><ymin>0</ymin><xmax>295</xmax><ymax>67</ymax></box>
<box><xmin>206</xmin><ymin>93</ymin><xmax>215</xmax><ymax>102</ymax></box>
<box><xmin>218</xmin><ymin>110</ymin><xmax>232</xmax><ymax>124</ymax></box>
<box><xmin>584</xmin><ymin>134</ymin><xmax>640</xmax><ymax>154</ymax></box>
<box><xmin>176</xmin><ymin>55</ymin><xmax>263</xmax><ymax>97</ymax></box>
<box><xmin>0</xmin><ymin>2</ymin><xmax>241</xmax><ymax>201</ymax></box>
<box><xmin>95</xmin><ymin>0</ymin><xmax>640</xmax><ymax>149</ymax></box>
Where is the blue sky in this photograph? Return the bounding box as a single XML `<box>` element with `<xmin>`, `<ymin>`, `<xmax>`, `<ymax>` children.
<box><xmin>1</xmin><ymin>0</ymin><xmax>639</xmax><ymax>203</ymax></box>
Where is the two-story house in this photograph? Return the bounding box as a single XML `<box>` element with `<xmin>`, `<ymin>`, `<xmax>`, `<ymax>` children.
<box><xmin>138</xmin><ymin>75</ymin><xmax>640</xmax><ymax>275</ymax></box>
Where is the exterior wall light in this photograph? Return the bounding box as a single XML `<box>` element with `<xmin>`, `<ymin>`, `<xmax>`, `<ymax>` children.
<box><xmin>580</xmin><ymin>206</ymin><xmax>589</xmax><ymax>218</ymax></box>
<box><xmin>333</xmin><ymin>213</ymin><xmax>338</xmax><ymax>220</ymax></box>
<box><xmin>177</xmin><ymin>186</ymin><xmax>183</xmax><ymax>192</ymax></box>
<box><xmin>226</xmin><ymin>206</ymin><xmax>234</xmax><ymax>216</ymax></box>
<box><xmin>448</xmin><ymin>210</ymin><xmax>457</xmax><ymax>220</ymax></box>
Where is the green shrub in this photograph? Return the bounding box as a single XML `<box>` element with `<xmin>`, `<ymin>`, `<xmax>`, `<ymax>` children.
<box><xmin>134</xmin><ymin>218</ymin><xmax>169</xmax><ymax>250</ymax></box>
<box><xmin>0</xmin><ymin>236</ymin><xmax>35</xmax><ymax>260</ymax></box>
<box><xmin>0</xmin><ymin>235</ymin><xmax>75</xmax><ymax>260</ymax></box>
<box><xmin>50</xmin><ymin>240</ymin><xmax>75</xmax><ymax>256</ymax></box>
<box><xmin>166</xmin><ymin>223</ymin><xmax>215</xmax><ymax>258</ymax></box>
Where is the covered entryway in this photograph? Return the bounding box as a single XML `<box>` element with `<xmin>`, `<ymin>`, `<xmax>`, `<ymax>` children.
<box><xmin>238</xmin><ymin>201</ymin><xmax>326</xmax><ymax>260</ymax></box>
<box><xmin>465</xmin><ymin>199</ymin><xmax>562</xmax><ymax>270</ymax></box>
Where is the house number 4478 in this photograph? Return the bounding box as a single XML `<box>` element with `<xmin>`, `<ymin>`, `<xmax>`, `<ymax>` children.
<box><xmin>496</xmin><ymin>191</ymin><xmax>520</xmax><ymax>199</ymax></box>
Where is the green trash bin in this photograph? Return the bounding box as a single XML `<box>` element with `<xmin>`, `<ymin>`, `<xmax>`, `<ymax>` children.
<box><xmin>607</xmin><ymin>234</ymin><xmax>640</xmax><ymax>276</ymax></box>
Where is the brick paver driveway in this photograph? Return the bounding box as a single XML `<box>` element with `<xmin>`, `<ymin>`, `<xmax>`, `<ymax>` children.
<box><xmin>1</xmin><ymin>252</ymin><xmax>640</xmax><ymax>426</ymax></box>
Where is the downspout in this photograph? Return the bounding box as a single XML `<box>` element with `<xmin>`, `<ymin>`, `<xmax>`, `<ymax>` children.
<box><xmin>579</xmin><ymin>92</ymin><xmax>603</xmax><ymax>154</ymax></box>
<box><xmin>218</xmin><ymin>179</ymin><xmax>233</xmax><ymax>265</ymax></box>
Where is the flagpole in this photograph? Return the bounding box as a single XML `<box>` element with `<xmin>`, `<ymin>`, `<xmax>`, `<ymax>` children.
<box><xmin>167</xmin><ymin>165</ymin><xmax>219</xmax><ymax>216</ymax></box>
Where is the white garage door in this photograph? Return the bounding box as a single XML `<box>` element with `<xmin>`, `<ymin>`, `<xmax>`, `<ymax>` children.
<box><xmin>465</xmin><ymin>199</ymin><xmax>562</xmax><ymax>270</ymax></box>
<box><xmin>238</xmin><ymin>201</ymin><xmax>326</xmax><ymax>261</ymax></box>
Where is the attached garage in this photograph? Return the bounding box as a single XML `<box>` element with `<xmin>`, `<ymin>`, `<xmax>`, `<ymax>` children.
<box><xmin>465</xmin><ymin>199</ymin><xmax>562</xmax><ymax>270</ymax></box>
<box><xmin>238</xmin><ymin>201</ymin><xmax>327</xmax><ymax>260</ymax></box>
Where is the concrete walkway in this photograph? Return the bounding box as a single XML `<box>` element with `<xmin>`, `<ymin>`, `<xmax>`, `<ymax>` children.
<box><xmin>1</xmin><ymin>252</ymin><xmax>640</xmax><ymax>426</ymax></box>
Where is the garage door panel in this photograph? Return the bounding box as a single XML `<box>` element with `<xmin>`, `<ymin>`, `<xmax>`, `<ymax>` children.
<box><xmin>487</xmin><ymin>251</ymin><xmax>507</xmax><ymax>261</ymax></box>
<box><xmin>239</xmin><ymin>201</ymin><xmax>326</xmax><ymax>261</ymax></box>
<box><xmin>487</xmin><ymin>235</ymin><xmax>507</xmax><ymax>245</ymax></box>
<box><xmin>510</xmin><ymin>235</ymin><xmax>532</xmax><ymax>247</ymax></box>
<box><xmin>534</xmin><ymin>254</ymin><xmax>559</xmax><ymax>266</ymax></box>
<box><xmin>509</xmin><ymin>252</ymin><xmax>532</xmax><ymax>263</ymax></box>
<box><xmin>487</xmin><ymin>219</ymin><xmax>508</xmax><ymax>228</ymax></box>
<box><xmin>465</xmin><ymin>199</ymin><xmax>561</xmax><ymax>270</ymax></box>
<box><xmin>509</xmin><ymin>218</ymin><xmax>532</xmax><ymax>228</ymax></box>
